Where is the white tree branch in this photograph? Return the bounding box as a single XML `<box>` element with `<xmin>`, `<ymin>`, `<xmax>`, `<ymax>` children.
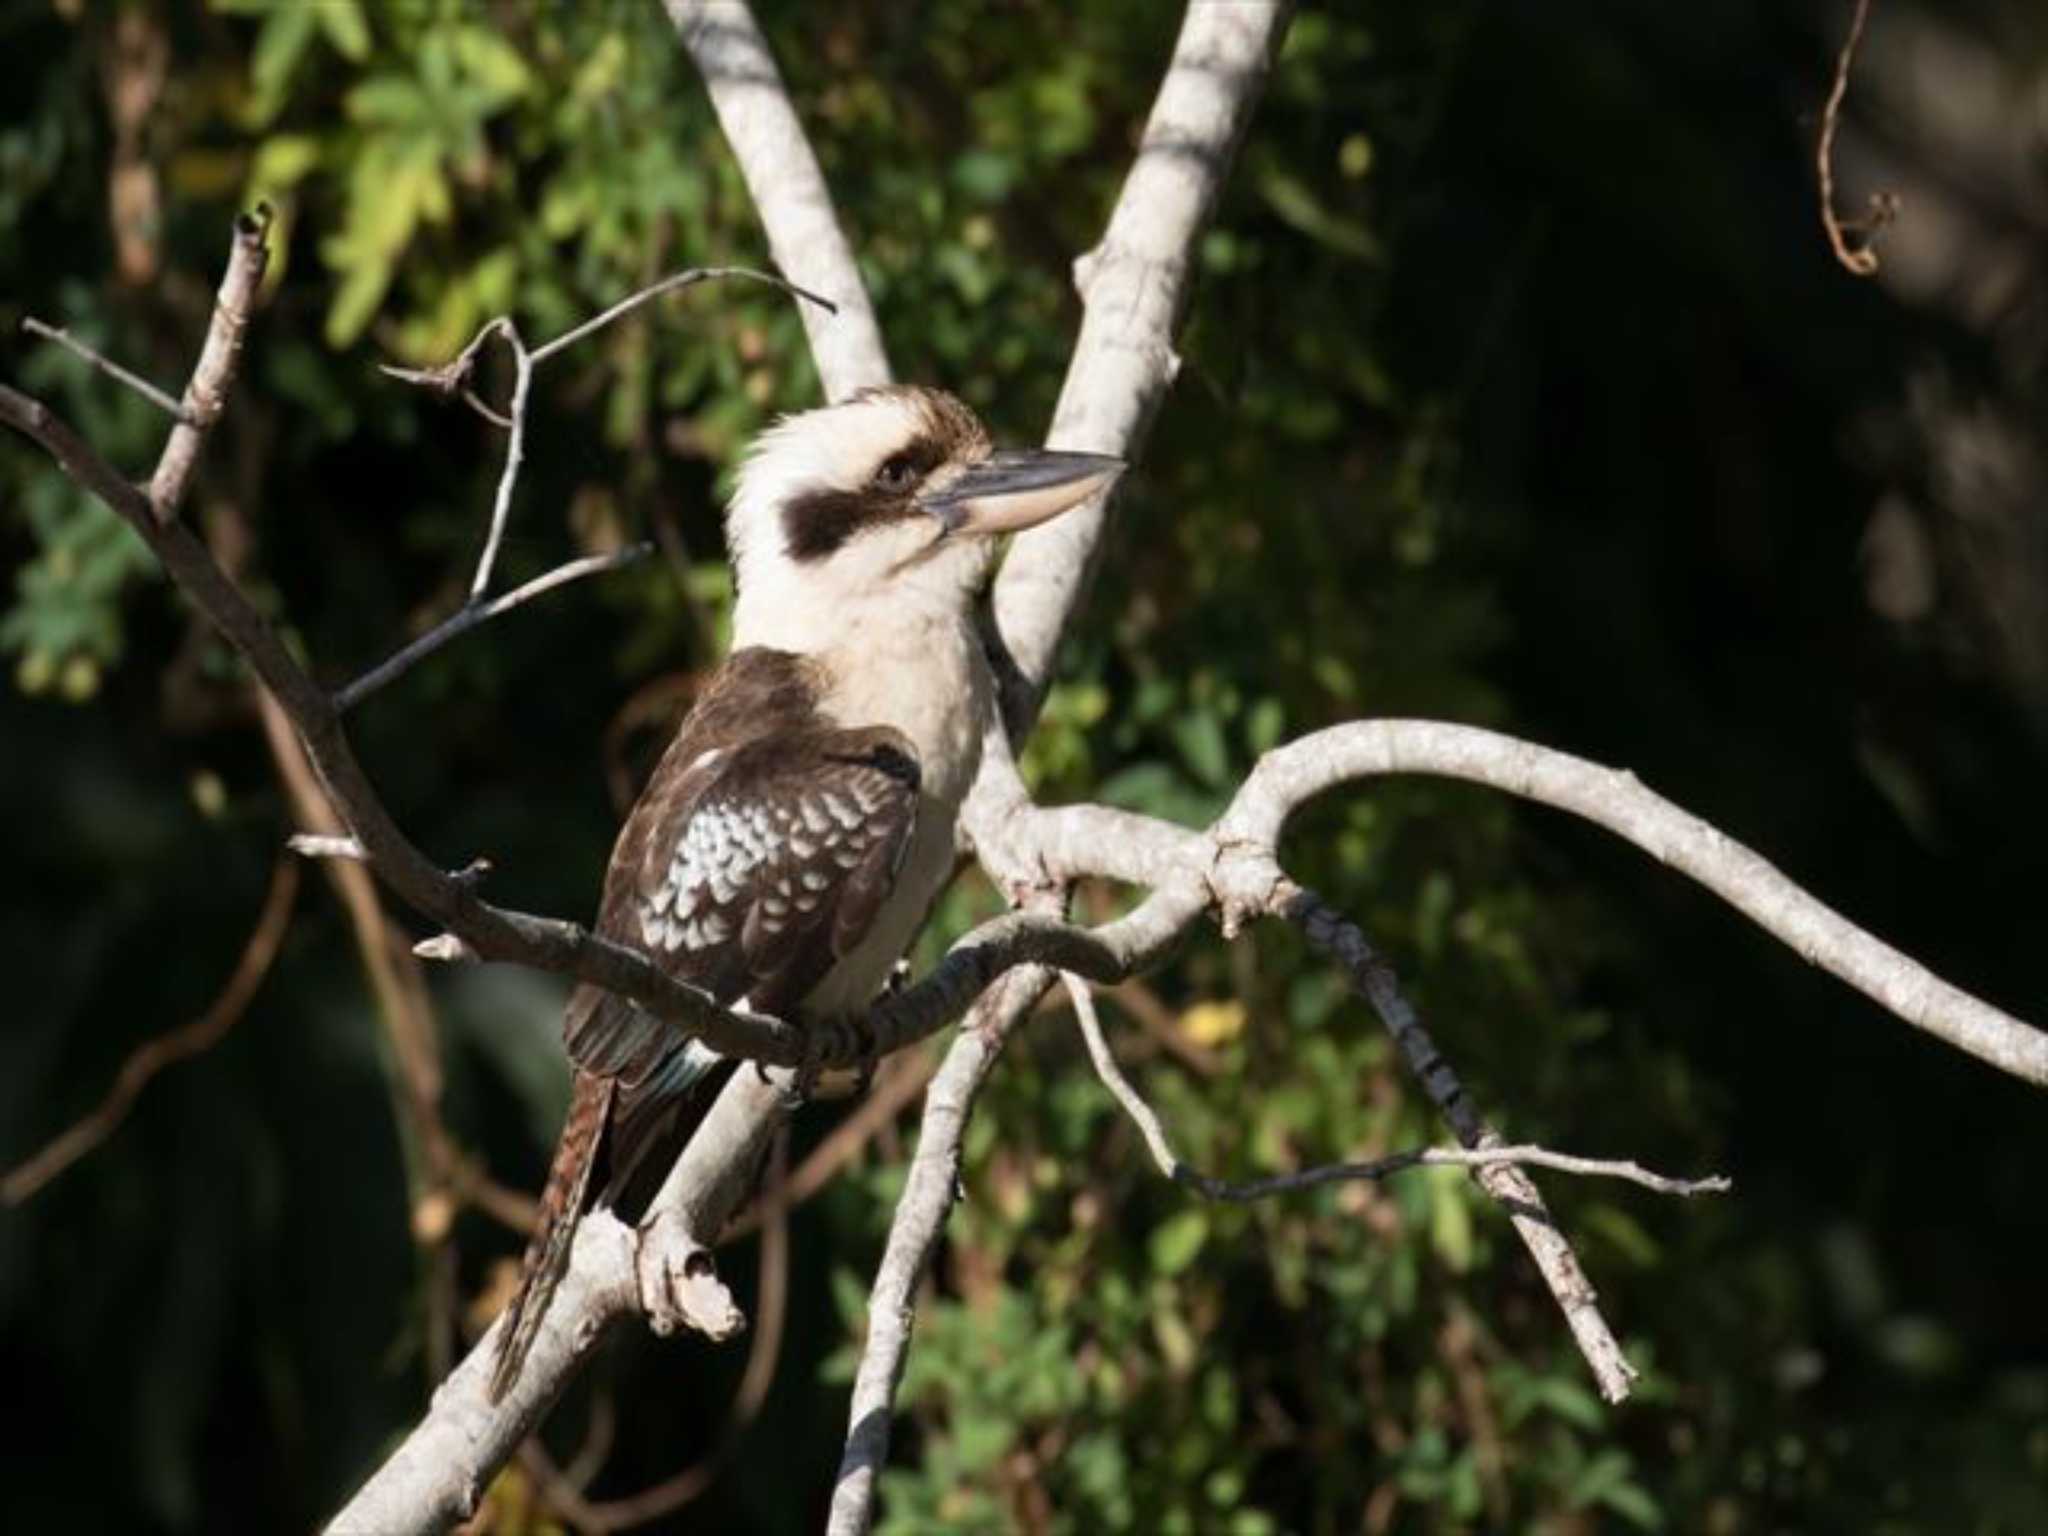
<box><xmin>827</xmin><ymin>955</ymin><xmax>1060</xmax><ymax>1536</ymax></box>
<box><xmin>976</xmin><ymin>720</ymin><xmax>2046</xmax><ymax>1090</ymax></box>
<box><xmin>833</xmin><ymin>8</ymin><xmax>1298</xmax><ymax>1529</ymax></box>
<box><xmin>314</xmin><ymin>0</ymin><xmax>1304</xmax><ymax>1490</ymax></box>
<box><xmin>664</xmin><ymin>0</ymin><xmax>892</xmax><ymax>401</ymax></box>
<box><xmin>1215</xmin><ymin>722</ymin><xmax>2048</xmax><ymax>1088</ymax></box>
<box><xmin>984</xmin><ymin>0</ymin><xmax>1297</xmax><ymax>724</ymax></box>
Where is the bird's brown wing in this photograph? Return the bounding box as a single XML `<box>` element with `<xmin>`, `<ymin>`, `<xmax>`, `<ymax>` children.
<box><xmin>560</xmin><ymin>725</ymin><xmax>920</xmax><ymax>1160</ymax></box>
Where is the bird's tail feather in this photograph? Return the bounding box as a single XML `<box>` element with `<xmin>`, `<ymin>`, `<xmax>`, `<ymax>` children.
<box><xmin>488</xmin><ymin>1070</ymin><xmax>613</xmax><ymax>1402</ymax></box>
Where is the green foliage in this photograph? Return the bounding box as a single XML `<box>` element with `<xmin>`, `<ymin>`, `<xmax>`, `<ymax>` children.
<box><xmin>2</xmin><ymin>339</ymin><xmax>160</xmax><ymax>698</ymax></box>
<box><xmin>4</xmin><ymin>3</ymin><xmax>2046</xmax><ymax>1535</ymax></box>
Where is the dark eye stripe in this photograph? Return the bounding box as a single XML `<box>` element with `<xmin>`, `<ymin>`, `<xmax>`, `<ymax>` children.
<box><xmin>780</xmin><ymin>431</ymin><xmax>950</xmax><ymax>562</ymax></box>
<box><xmin>781</xmin><ymin>487</ymin><xmax>878</xmax><ymax>561</ymax></box>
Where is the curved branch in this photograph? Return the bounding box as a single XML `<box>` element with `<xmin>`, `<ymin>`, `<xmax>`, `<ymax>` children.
<box><xmin>1816</xmin><ymin>0</ymin><xmax>1897</xmax><ymax>277</ymax></box>
<box><xmin>2</xmin><ymin>856</ymin><xmax>300</xmax><ymax>1204</ymax></box>
<box><xmin>1215</xmin><ymin>721</ymin><xmax>2048</xmax><ymax>1089</ymax></box>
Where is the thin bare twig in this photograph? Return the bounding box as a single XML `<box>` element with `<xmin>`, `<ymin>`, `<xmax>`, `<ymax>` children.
<box><xmin>20</xmin><ymin>318</ymin><xmax>190</xmax><ymax>421</ymax></box>
<box><xmin>460</xmin><ymin>386</ymin><xmax>515</xmax><ymax>430</ymax></box>
<box><xmin>1062</xmin><ymin>974</ymin><xmax>1729</xmax><ymax>1202</ymax></box>
<box><xmin>468</xmin><ymin>322</ymin><xmax>531</xmax><ymax>600</ymax></box>
<box><xmin>288</xmin><ymin>832</ymin><xmax>366</xmax><ymax>862</ymax></box>
<box><xmin>528</xmin><ymin>264</ymin><xmax>835</xmax><ymax>367</ymax></box>
<box><xmin>347</xmin><ymin>264</ymin><xmax>829</xmax><ymax>702</ymax></box>
<box><xmin>333</xmin><ymin>544</ymin><xmax>654</xmax><ymax>712</ymax></box>
<box><xmin>1817</xmin><ymin>0</ymin><xmax>1897</xmax><ymax>277</ymax></box>
<box><xmin>2</xmin><ymin>856</ymin><xmax>300</xmax><ymax>1205</ymax></box>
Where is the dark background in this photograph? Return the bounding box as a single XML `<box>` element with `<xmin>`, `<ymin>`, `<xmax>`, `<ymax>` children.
<box><xmin>3</xmin><ymin>2</ymin><xmax>2044</xmax><ymax>1531</ymax></box>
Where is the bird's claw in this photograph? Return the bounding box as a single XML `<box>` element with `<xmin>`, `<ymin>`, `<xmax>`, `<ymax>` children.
<box><xmin>852</xmin><ymin>1022</ymin><xmax>882</xmax><ymax>1099</ymax></box>
<box><xmin>790</xmin><ymin>1027</ymin><xmax>828</xmax><ymax>1104</ymax></box>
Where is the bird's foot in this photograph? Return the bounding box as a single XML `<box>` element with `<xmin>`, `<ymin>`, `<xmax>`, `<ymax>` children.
<box><xmin>851</xmin><ymin>1021</ymin><xmax>883</xmax><ymax>1099</ymax></box>
<box><xmin>790</xmin><ymin>1026</ymin><xmax>828</xmax><ymax>1103</ymax></box>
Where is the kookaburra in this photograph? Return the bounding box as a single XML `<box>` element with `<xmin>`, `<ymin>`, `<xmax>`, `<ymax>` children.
<box><xmin>489</xmin><ymin>385</ymin><xmax>1119</xmax><ymax>1397</ymax></box>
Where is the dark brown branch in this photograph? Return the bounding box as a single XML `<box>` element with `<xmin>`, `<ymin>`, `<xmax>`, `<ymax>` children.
<box><xmin>1817</xmin><ymin>0</ymin><xmax>1897</xmax><ymax>277</ymax></box>
<box><xmin>5</xmin><ymin>330</ymin><xmax>1037</xmax><ymax>1076</ymax></box>
<box><xmin>1285</xmin><ymin>887</ymin><xmax>1645</xmax><ymax>1402</ymax></box>
<box><xmin>2</xmin><ymin>856</ymin><xmax>300</xmax><ymax>1204</ymax></box>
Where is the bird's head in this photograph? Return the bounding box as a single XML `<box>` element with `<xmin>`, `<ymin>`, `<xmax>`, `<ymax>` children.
<box><xmin>724</xmin><ymin>385</ymin><xmax>1120</xmax><ymax>650</ymax></box>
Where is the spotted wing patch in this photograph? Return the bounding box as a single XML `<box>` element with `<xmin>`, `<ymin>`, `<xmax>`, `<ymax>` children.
<box><xmin>638</xmin><ymin>772</ymin><xmax>903</xmax><ymax>964</ymax></box>
<box><xmin>563</xmin><ymin>727</ymin><xmax>920</xmax><ymax>1088</ymax></box>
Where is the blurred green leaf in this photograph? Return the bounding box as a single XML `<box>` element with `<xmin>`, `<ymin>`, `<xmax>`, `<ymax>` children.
<box><xmin>1149</xmin><ymin>1210</ymin><xmax>1209</xmax><ymax>1277</ymax></box>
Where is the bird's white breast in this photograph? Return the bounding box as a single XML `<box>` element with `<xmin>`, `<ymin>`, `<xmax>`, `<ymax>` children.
<box><xmin>800</xmin><ymin>605</ymin><xmax>988</xmax><ymax>1017</ymax></box>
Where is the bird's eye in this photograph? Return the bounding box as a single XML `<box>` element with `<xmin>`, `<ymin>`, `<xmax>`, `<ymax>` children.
<box><xmin>874</xmin><ymin>455</ymin><xmax>917</xmax><ymax>492</ymax></box>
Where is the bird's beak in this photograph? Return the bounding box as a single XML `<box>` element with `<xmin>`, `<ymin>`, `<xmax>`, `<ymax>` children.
<box><xmin>921</xmin><ymin>448</ymin><xmax>1124</xmax><ymax>537</ymax></box>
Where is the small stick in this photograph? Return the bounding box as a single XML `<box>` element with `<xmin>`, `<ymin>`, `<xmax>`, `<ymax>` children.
<box><xmin>528</xmin><ymin>264</ymin><xmax>835</xmax><ymax>366</ymax></box>
<box><xmin>1062</xmin><ymin>975</ymin><xmax>1729</xmax><ymax>1202</ymax></box>
<box><xmin>1817</xmin><ymin>0</ymin><xmax>1897</xmax><ymax>277</ymax></box>
<box><xmin>287</xmin><ymin>833</ymin><xmax>366</xmax><ymax>862</ymax></box>
<box><xmin>20</xmin><ymin>319</ymin><xmax>190</xmax><ymax>422</ymax></box>
<box><xmin>333</xmin><ymin>544</ymin><xmax>653</xmax><ymax>712</ymax></box>
<box><xmin>349</xmin><ymin>263</ymin><xmax>830</xmax><ymax>691</ymax></box>
<box><xmin>468</xmin><ymin>324</ymin><xmax>532</xmax><ymax>600</ymax></box>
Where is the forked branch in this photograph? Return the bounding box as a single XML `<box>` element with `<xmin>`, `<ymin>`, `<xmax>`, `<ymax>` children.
<box><xmin>340</xmin><ymin>264</ymin><xmax>830</xmax><ymax>709</ymax></box>
<box><xmin>1061</xmin><ymin>973</ymin><xmax>1731</xmax><ymax>1203</ymax></box>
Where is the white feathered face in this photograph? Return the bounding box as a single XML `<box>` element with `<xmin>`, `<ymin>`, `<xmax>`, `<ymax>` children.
<box><xmin>724</xmin><ymin>385</ymin><xmax>1120</xmax><ymax>652</ymax></box>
